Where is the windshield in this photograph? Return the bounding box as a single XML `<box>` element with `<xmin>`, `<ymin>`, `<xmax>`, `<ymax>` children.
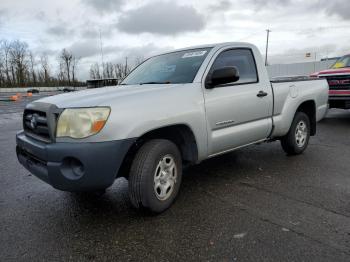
<box><xmin>330</xmin><ymin>55</ymin><xmax>350</xmax><ymax>69</ymax></box>
<box><xmin>121</xmin><ymin>48</ymin><xmax>212</xmax><ymax>85</ymax></box>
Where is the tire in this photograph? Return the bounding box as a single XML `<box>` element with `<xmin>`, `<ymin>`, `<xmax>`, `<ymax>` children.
<box><xmin>281</xmin><ymin>112</ymin><xmax>310</xmax><ymax>155</ymax></box>
<box><xmin>128</xmin><ymin>139</ymin><xmax>182</xmax><ymax>213</ymax></box>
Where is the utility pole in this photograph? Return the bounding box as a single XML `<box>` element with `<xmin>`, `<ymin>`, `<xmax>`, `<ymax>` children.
<box><xmin>265</xmin><ymin>29</ymin><xmax>271</xmax><ymax>66</ymax></box>
<box><xmin>99</xmin><ymin>28</ymin><xmax>104</xmax><ymax>78</ymax></box>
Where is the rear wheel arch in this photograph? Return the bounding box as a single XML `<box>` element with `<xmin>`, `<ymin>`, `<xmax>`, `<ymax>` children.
<box><xmin>295</xmin><ymin>100</ymin><xmax>316</xmax><ymax>136</ymax></box>
<box><xmin>281</xmin><ymin>111</ymin><xmax>311</xmax><ymax>155</ymax></box>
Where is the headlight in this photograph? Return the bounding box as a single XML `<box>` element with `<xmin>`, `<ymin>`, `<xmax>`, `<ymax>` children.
<box><xmin>56</xmin><ymin>107</ymin><xmax>110</xmax><ymax>138</ymax></box>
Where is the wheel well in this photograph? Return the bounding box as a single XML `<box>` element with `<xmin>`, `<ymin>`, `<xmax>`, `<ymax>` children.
<box><xmin>296</xmin><ymin>100</ymin><xmax>316</xmax><ymax>136</ymax></box>
<box><xmin>117</xmin><ymin>124</ymin><xmax>198</xmax><ymax>178</ymax></box>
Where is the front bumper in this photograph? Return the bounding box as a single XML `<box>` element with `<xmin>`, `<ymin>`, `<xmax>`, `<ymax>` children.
<box><xmin>329</xmin><ymin>95</ymin><xmax>350</xmax><ymax>109</ymax></box>
<box><xmin>16</xmin><ymin>131</ymin><xmax>135</xmax><ymax>192</ymax></box>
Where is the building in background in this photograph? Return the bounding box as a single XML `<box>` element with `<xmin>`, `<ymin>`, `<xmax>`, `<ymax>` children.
<box><xmin>267</xmin><ymin>59</ymin><xmax>337</xmax><ymax>78</ymax></box>
<box><xmin>86</xmin><ymin>78</ymin><xmax>119</xmax><ymax>89</ymax></box>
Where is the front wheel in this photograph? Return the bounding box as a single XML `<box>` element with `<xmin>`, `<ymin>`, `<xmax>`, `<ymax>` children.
<box><xmin>128</xmin><ymin>139</ymin><xmax>182</xmax><ymax>213</ymax></box>
<box><xmin>281</xmin><ymin>112</ymin><xmax>310</xmax><ymax>155</ymax></box>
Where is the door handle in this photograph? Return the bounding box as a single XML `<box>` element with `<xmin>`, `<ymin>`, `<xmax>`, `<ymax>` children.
<box><xmin>257</xmin><ymin>91</ymin><xmax>268</xmax><ymax>98</ymax></box>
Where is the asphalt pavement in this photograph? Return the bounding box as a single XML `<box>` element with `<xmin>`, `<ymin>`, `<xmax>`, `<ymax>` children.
<box><xmin>1</xmin><ymin>94</ymin><xmax>350</xmax><ymax>261</ymax></box>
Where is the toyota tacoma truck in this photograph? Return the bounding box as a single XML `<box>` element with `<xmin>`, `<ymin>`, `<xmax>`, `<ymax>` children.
<box><xmin>16</xmin><ymin>42</ymin><xmax>329</xmax><ymax>213</ymax></box>
<box><xmin>311</xmin><ymin>54</ymin><xmax>350</xmax><ymax>109</ymax></box>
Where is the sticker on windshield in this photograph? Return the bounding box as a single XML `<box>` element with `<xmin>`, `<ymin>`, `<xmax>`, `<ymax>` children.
<box><xmin>159</xmin><ymin>65</ymin><xmax>176</xmax><ymax>73</ymax></box>
<box><xmin>182</xmin><ymin>51</ymin><xmax>207</xmax><ymax>58</ymax></box>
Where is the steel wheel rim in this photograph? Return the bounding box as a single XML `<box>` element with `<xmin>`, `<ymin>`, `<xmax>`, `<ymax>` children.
<box><xmin>295</xmin><ymin>120</ymin><xmax>308</xmax><ymax>147</ymax></box>
<box><xmin>154</xmin><ymin>154</ymin><xmax>177</xmax><ymax>201</ymax></box>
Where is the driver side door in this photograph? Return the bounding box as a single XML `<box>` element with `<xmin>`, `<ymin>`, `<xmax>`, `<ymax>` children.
<box><xmin>203</xmin><ymin>48</ymin><xmax>273</xmax><ymax>156</ymax></box>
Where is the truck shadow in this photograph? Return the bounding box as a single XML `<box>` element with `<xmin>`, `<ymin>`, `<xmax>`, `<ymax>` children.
<box><xmin>66</xmin><ymin>145</ymin><xmax>277</xmax><ymax>217</ymax></box>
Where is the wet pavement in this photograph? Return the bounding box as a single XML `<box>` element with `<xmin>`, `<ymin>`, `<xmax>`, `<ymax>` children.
<box><xmin>0</xmin><ymin>92</ymin><xmax>61</xmax><ymax>114</ymax></box>
<box><xmin>1</xmin><ymin>93</ymin><xmax>350</xmax><ymax>261</ymax></box>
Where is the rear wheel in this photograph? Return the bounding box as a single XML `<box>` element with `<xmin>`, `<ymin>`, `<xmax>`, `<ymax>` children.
<box><xmin>281</xmin><ymin>112</ymin><xmax>310</xmax><ymax>155</ymax></box>
<box><xmin>128</xmin><ymin>139</ymin><xmax>182</xmax><ymax>213</ymax></box>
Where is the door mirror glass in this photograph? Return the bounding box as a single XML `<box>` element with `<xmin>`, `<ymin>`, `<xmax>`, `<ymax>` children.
<box><xmin>206</xmin><ymin>66</ymin><xmax>240</xmax><ymax>88</ymax></box>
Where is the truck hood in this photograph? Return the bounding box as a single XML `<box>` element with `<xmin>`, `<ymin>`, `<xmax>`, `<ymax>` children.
<box><xmin>312</xmin><ymin>67</ymin><xmax>350</xmax><ymax>77</ymax></box>
<box><xmin>36</xmin><ymin>84</ymin><xmax>180</xmax><ymax>108</ymax></box>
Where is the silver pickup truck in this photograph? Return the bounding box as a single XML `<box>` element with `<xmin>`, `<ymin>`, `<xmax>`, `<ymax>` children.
<box><xmin>16</xmin><ymin>42</ymin><xmax>328</xmax><ymax>213</ymax></box>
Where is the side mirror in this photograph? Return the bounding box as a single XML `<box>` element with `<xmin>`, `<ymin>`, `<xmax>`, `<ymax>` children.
<box><xmin>206</xmin><ymin>66</ymin><xmax>240</xmax><ymax>88</ymax></box>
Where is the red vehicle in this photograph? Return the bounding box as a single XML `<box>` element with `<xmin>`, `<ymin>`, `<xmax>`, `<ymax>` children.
<box><xmin>311</xmin><ymin>55</ymin><xmax>350</xmax><ymax>109</ymax></box>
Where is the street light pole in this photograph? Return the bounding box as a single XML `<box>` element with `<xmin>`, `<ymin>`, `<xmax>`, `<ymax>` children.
<box><xmin>265</xmin><ymin>29</ymin><xmax>271</xmax><ymax>66</ymax></box>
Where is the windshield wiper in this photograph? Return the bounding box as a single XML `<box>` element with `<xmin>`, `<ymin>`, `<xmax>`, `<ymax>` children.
<box><xmin>139</xmin><ymin>81</ymin><xmax>171</xmax><ymax>85</ymax></box>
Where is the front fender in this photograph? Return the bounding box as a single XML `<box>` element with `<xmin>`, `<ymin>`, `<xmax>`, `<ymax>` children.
<box><xmin>83</xmin><ymin>84</ymin><xmax>209</xmax><ymax>161</ymax></box>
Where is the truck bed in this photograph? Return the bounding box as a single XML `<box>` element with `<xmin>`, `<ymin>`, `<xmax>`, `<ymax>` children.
<box><xmin>270</xmin><ymin>77</ymin><xmax>329</xmax><ymax>138</ymax></box>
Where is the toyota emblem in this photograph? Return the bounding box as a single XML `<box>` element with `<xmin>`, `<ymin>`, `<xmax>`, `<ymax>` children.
<box><xmin>30</xmin><ymin>114</ymin><xmax>38</xmax><ymax>129</ymax></box>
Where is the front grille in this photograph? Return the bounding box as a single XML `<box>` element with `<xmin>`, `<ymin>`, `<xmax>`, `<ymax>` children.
<box><xmin>322</xmin><ymin>75</ymin><xmax>350</xmax><ymax>90</ymax></box>
<box><xmin>23</xmin><ymin>109</ymin><xmax>51</xmax><ymax>142</ymax></box>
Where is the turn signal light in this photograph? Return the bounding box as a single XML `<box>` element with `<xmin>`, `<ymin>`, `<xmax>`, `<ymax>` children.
<box><xmin>91</xmin><ymin>120</ymin><xmax>107</xmax><ymax>133</ymax></box>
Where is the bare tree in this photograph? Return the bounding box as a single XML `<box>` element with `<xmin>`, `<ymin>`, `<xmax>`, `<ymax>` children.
<box><xmin>0</xmin><ymin>38</ymin><xmax>85</xmax><ymax>88</ymax></box>
<box><xmin>57</xmin><ymin>61</ymin><xmax>65</xmax><ymax>83</ymax></box>
<box><xmin>0</xmin><ymin>52</ymin><xmax>4</xmax><ymax>86</ymax></box>
<box><xmin>89</xmin><ymin>59</ymin><xmax>133</xmax><ymax>81</ymax></box>
<box><xmin>59</xmin><ymin>48</ymin><xmax>73</xmax><ymax>84</ymax></box>
<box><xmin>0</xmin><ymin>40</ymin><xmax>12</xmax><ymax>85</ymax></box>
<box><xmin>89</xmin><ymin>63</ymin><xmax>101</xmax><ymax>79</ymax></box>
<box><xmin>134</xmin><ymin>56</ymin><xmax>144</xmax><ymax>67</ymax></box>
<box><xmin>9</xmin><ymin>40</ymin><xmax>29</xmax><ymax>86</ymax></box>
<box><xmin>71</xmin><ymin>56</ymin><xmax>80</xmax><ymax>85</ymax></box>
<box><xmin>114</xmin><ymin>62</ymin><xmax>128</xmax><ymax>79</ymax></box>
<box><xmin>40</xmin><ymin>54</ymin><xmax>50</xmax><ymax>85</ymax></box>
<box><xmin>103</xmin><ymin>62</ymin><xmax>115</xmax><ymax>79</ymax></box>
<box><xmin>28</xmin><ymin>52</ymin><xmax>37</xmax><ymax>85</ymax></box>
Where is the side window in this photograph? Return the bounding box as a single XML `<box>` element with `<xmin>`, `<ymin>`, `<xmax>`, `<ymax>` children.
<box><xmin>209</xmin><ymin>49</ymin><xmax>258</xmax><ymax>85</ymax></box>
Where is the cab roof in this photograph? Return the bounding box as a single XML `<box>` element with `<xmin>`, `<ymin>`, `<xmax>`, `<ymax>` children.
<box><xmin>153</xmin><ymin>42</ymin><xmax>256</xmax><ymax>56</ymax></box>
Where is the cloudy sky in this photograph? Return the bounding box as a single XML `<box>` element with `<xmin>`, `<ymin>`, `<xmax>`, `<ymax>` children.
<box><xmin>1</xmin><ymin>0</ymin><xmax>349</xmax><ymax>80</ymax></box>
